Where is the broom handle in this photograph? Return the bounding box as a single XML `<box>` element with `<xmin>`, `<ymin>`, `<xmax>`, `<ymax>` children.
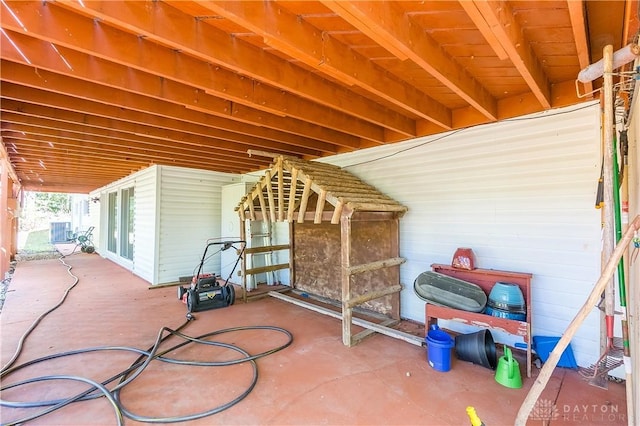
<box><xmin>515</xmin><ymin>214</ymin><xmax>640</xmax><ymax>425</ymax></box>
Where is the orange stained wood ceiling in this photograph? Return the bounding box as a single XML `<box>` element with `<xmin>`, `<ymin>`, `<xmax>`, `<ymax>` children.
<box><xmin>0</xmin><ymin>0</ymin><xmax>638</xmax><ymax>194</ymax></box>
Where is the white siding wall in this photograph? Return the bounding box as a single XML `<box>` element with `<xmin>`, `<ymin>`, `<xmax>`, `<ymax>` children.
<box><xmin>156</xmin><ymin>166</ymin><xmax>236</xmax><ymax>285</ymax></box>
<box><xmin>88</xmin><ymin>192</ymin><xmax>101</xmax><ymax>248</ymax></box>
<box><xmin>90</xmin><ymin>166</ymin><xmax>158</xmax><ymax>283</ymax></box>
<box><xmin>221</xmin><ymin>181</ymin><xmax>257</xmax><ymax>284</ymax></box>
<box><xmin>320</xmin><ymin>103</ymin><xmax>603</xmax><ymax>368</ymax></box>
<box><xmin>132</xmin><ymin>167</ymin><xmax>159</xmax><ymax>283</ymax></box>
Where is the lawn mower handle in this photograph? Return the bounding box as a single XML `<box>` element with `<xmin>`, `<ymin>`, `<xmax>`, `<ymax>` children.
<box><xmin>195</xmin><ymin>240</ymin><xmax>246</xmax><ymax>278</ymax></box>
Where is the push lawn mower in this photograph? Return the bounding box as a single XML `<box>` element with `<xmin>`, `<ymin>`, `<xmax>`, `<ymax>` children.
<box><xmin>177</xmin><ymin>239</ymin><xmax>245</xmax><ymax>315</ymax></box>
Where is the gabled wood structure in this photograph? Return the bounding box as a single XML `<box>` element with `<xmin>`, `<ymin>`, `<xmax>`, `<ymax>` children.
<box><xmin>235</xmin><ymin>152</ymin><xmax>413</xmax><ymax>346</ymax></box>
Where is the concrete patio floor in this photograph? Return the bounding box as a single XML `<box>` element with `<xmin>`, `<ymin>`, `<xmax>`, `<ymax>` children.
<box><xmin>0</xmin><ymin>246</ymin><xmax>627</xmax><ymax>425</ymax></box>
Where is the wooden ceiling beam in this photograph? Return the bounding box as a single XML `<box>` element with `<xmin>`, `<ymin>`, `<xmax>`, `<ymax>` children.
<box><xmin>3</xmin><ymin>150</ymin><xmax>137</xmax><ymax>170</ymax></box>
<box><xmin>3</xmin><ymin>138</ymin><xmax>142</xmax><ymax>169</ymax></box>
<box><xmin>12</xmin><ymin>169</ymin><xmax>123</xmax><ymax>182</ymax></box>
<box><xmin>0</xmin><ymin>0</ymin><xmax>619</xmax><ymax>193</ymax></box>
<box><xmin>0</xmin><ymin>58</ymin><xmax>357</xmax><ymax>150</ymax></box>
<box><xmin>2</xmin><ymin>131</ymin><xmax>256</xmax><ymax>173</ymax></box>
<box><xmin>11</xmin><ymin>169</ymin><xmax>139</xmax><ymax>193</ymax></box>
<box><xmin>52</xmin><ymin>0</ymin><xmax>418</xmax><ymax>137</ymax></box>
<box><xmin>17</xmin><ymin>181</ymin><xmax>106</xmax><ymax>193</ymax></box>
<box><xmin>0</xmin><ymin>82</ymin><xmax>337</xmax><ymax>156</ymax></box>
<box><xmin>6</xmin><ymin>149</ymin><xmax>148</xmax><ymax>173</ymax></box>
<box><xmin>318</xmin><ymin>1</ymin><xmax>411</xmax><ymax>61</ymax></box>
<box><xmin>7</xmin><ymin>151</ymin><xmax>146</xmax><ymax>174</ymax></box>
<box><xmin>566</xmin><ymin>0</ymin><xmax>593</xmax><ymax>97</ymax></box>
<box><xmin>0</xmin><ymin>9</ymin><xmax>383</xmax><ymax>146</ymax></box>
<box><xmin>623</xmin><ymin>0</ymin><xmax>640</xmax><ymax>45</ymax></box>
<box><xmin>457</xmin><ymin>1</ymin><xmax>509</xmax><ymax>60</ymax></box>
<box><xmin>4</xmin><ymin>135</ymin><xmax>249</xmax><ymax>174</ymax></box>
<box><xmin>16</xmin><ymin>179</ymin><xmax>119</xmax><ymax>193</ymax></box>
<box><xmin>11</xmin><ymin>164</ymin><xmax>139</xmax><ymax>179</ymax></box>
<box><xmin>0</xmin><ymin>100</ymin><xmax>324</xmax><ymax>159</ymax></box>
<box><xmin>7</xmin><ymin>149</ymin><xmax>243</xmax><ymax>179</ymax></box>
<box><xmin>196</xmin><ymin>0</ymin><xmax>452</xmax><ymax>130</ymax></box>
<box><xmin>1</xmin><ymin>128</ymin><xmax>263</xmax><ymax>173</ymax></box>
<box><xmin>321</xmin><ymin>0</ymin><xmax>498</xmax><ymax>121</ymax></box>
<box><xmin>0</xmin><ymin>118</ymin><xmax>268</xmax><ymax>169</ymax></box>
<box><xmin>15</xmin><ymin>170</ymin><xmax>134</xmax><ymax>184</ymax></box>
<box><xmin>469</xmin><ymin>0</ymin><xmax>551</xmax><ymax>108</ymax></box>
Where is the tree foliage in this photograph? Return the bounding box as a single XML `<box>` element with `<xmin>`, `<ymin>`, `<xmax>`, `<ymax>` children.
<box><xmin>34</xmin><ymin>193</ymin><xmax>70</xmax><ymax>215</ymax></box>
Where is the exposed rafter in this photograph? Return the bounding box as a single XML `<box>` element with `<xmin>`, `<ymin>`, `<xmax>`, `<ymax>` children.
<box><xmin>55</xmin><ymin>0</ymin><xmax>417</xmax><ymax>138</ymax></box>
<box><xmin>0</xmin><ymin>0</ymin><xmax>633</xmax><ymax>193</ymax></box>
<box><xmin>0</xmin><ymin>3</ymin><xmax>378</xmax><ymax>146</ymax></box>
<box><xmin>195</xmin><ymin>0</ymin><xmax>453</xmax><ymax>129</ymax></box>
<box><xmin>566</xmin><ymin>0</ymin><xmax>593</xmax><ymax>96</ymax></box>
<box><xmin>320</xmin><ymin>1</ymin><xmax>498</xmax><ymax>120</ymax></box>
<box><xmin>468</xmin><ymin>0</ymin><xmax>551</xmax><ymax>108</ymax></box>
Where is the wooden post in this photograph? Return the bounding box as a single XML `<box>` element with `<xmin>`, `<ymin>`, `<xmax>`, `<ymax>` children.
<box><xmin>277</xmin><ymin>158</ymin><xmax>284</xmax><ymax>222</ymax></box>
<box><xmin>341</xmin><ymin>213</ymin><xmax>353</xmax><ymax>346</ymax></box>
<box><xmin>240</xmin><ymin>215</ymin><xmax>248</xmax><ymax>303</ymax></box>
<box><xmin>602</xmin><ymin>44</ymin><xmax>616</xmax><ymax>353</ymax></box>
<box><xmin>390</xmin><ymin>215</ymin><xmax>402</xmax><ymax>320</ymax></box>
<box><xmin>289</xmin><ymin>221</ymin><xmax>295</xmax><ymax>288</ymax></box>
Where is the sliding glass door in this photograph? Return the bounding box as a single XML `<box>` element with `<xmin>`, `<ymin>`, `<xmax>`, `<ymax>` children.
<box><xmin>120</xmin><ymin>187</ymin><xmax>134</xmax><ymax>260</ymax></box>
<box><xmin>107</xmin><ymin>187</ymin><xmax>134</xmax><ymax>261</ymax></box>
<box><xmin>107</xmin><ymin>192</ymin><xmax>118</xmax><ymax>253</ymax></box>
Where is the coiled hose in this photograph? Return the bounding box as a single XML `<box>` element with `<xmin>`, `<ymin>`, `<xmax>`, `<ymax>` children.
<box><xmin>0</xmin><ymin>250</ymin><xmax>293</xmax><ymax>424</ymax></box>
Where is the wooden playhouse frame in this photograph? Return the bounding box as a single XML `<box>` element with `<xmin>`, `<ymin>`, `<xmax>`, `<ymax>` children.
<box><xmin>235</xmin><ymin>153</ymin><xmax>421</xmax><ymax>347</ymax></box>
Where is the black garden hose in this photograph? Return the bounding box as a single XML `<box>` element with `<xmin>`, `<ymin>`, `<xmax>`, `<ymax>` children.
<box><xmin>0</xmin><ymin>250</ymin><xmax>293</xmax><ymax>425</ymax></box>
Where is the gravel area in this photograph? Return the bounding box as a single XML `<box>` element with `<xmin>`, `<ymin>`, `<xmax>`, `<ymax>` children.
<box><xmin>0</xmin><ymin>250</ymin><xmax>61</xmax><ymax>313</ymax></box>
<box><xmin>0</xmin><ymin>261</ymin><xmax>16</xmax><ymax>313</ymax></box>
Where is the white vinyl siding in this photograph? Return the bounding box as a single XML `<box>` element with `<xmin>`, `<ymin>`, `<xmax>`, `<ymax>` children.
<box><xmin>90</xmin><ymin>166</ymin><xmax>157</xmax><ymax>283</ymax></box>
<box><xmin>91</xmin><ymin>165</ymin><xmax>234</xmax><ymax>285</ymax></box>
<box><xmin>221</xmin><ymin>181</ymin><xmax>257</xmax><ymax>284</ymax></box>
<box><xmin>87</xmin><ymin>194</ymin><xmax>101</xmax><ymax>248</ymax></box>
<box><xmin>320</xmin><ymin>103</ymin><xmax>603</xmax><ymax>368</ymax></box>
<box><xmin>156</xmin><ymin>166</ymin><xmax>236</xmax><ymax>284</ymax></box>
<box><xmin>130</xmin><ymin>167</ymin><xmax>158</xmax><ymax>283</ymax></box>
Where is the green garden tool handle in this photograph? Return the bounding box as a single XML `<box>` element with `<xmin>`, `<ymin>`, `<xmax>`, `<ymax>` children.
<box><xmin>612</xmin><ymin>132</ymin><xmax>626</xmax><ymax>307</ymax></box>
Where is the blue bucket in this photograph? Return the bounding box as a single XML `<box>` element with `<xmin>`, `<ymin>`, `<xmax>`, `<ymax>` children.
<box><xmin>425</xmin><ymin>324</ymin><xmax>455</xmax><ymax>372</ymax></box>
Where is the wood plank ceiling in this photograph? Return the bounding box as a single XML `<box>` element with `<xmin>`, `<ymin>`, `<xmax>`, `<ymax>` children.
<box><xmin>0</xmin><ymin>0</ymin><xmax>638</xmax><ymax>193</ymax></box>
